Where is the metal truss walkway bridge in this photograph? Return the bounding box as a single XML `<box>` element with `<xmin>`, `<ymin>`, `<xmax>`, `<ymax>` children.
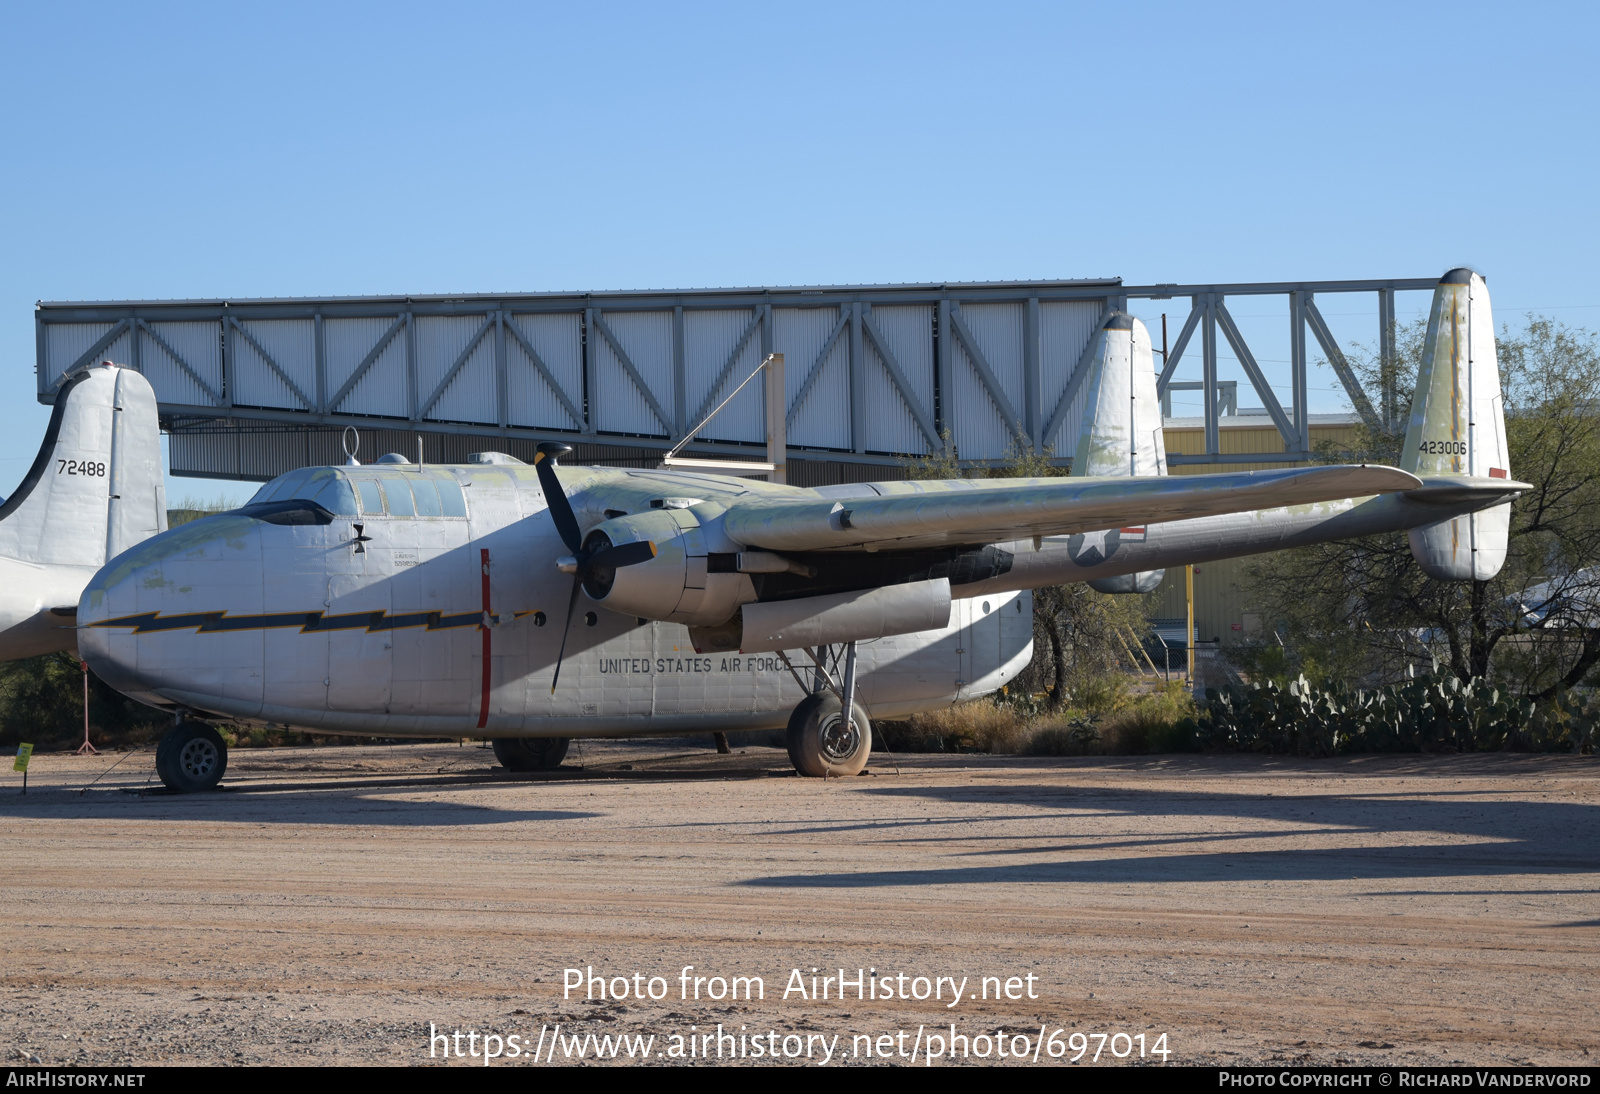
<box><xmin>35</xmin><ymin>275</ymin><xmax>1433</xmax><ymax>484</ymax></box>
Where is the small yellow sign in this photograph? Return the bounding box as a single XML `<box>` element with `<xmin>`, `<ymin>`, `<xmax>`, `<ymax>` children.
<box><xmin>14</xmin><ymin>743</ymin><xmax>33</xmax><ymax>772</ymax></box>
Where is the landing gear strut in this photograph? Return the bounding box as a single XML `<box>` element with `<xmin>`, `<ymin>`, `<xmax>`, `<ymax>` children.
<box><xmin>778</xmin><ymin>641</ymin><xmax>872</xmax><ymax>778</ymax></box>
<box><xmin>492</xmin><ymin>736</ymin><xmax>570</xmax><ymax>772</ymax></box>
<box><xmin>155</xmin><ymin>721</ymin><xmax>228</xmax><ymax>792</ymax></box>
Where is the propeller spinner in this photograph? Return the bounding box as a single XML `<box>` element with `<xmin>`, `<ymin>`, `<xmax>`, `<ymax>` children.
<box><xmin>534</xmin><ymin>442</ymin><xmax>656</xmax><ymax>692</ymax></box>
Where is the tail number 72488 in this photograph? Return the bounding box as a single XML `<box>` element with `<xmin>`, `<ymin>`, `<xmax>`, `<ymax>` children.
<box><xmin>58</xmin><ymin>459</ymin><xmax>107</xmax><ymax>476</ymax></box>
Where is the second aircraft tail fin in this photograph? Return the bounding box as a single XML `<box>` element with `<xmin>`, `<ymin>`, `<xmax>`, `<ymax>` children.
<box><xmin>1071</xmin><ymin>311</ymin><xmax>1167</xmax><ymax>594</ymax></box>
<box><xmin>1401</xmin><ymin>268</ymin><xmax>1512</xmax><ymax>580</ymax></box>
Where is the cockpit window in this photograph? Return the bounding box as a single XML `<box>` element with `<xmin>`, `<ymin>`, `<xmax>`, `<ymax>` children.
<box><xmin>354</xmin><ymin>479</ymin><xmax>384</xmax><ymax>516</ymax></box>
<box><xmin>383</xmin><ymin>478</ymin><xmax>415</xmax><ymax>517</ymax></box>
<box><xmin>249</xmin><ymin>469</ymin><xmax>339</xmax><ymax>506</ymax></box>
<box><xmin>411</xmin><ymin>477</ymin><xmax>443</xmax><ymax>517</ymax></box>
<box><xmin>311</xmin><ymin>478</ymin><xmax>358</xmax><ymax>517</ymax></box>
<box><xmin>252</xmin><ymin>470</ymin><xmax>468</xmax><ymax>520</ymax></box>
<box><xmin>440</xmin><ymin>479</ymin><xmax>467</xmax><ymax>517</ymax></box>
<box><xmin>347</xmin><ymin>473</ymin><xmax>467</xmax><ymax>519</ymax></box>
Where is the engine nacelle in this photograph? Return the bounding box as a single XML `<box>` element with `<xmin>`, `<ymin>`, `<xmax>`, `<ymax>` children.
<box><xmin>580</xmin><ymin>507</ymin><xmax>751</xmax><ymax>627</ymax></box>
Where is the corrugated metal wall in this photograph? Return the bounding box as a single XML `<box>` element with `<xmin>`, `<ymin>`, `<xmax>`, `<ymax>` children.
<box><xmin>418</xmin><ymin>315</ymin><xmax>496</xmax><ymax>425</ymax></box>
<box><xmin>862</xmin><ymin>304</ymin><xmax>935</xmax><ymax>455</ymax></box>
<box><xmin>950</xmin><ymin>302</ymin><xmax>1025</xmax><ymax>459</ymax></box>
<box><xmin>232</xmin><ymin>319</ymin><xmax>313</xmax><ymax>410</ymax></box>
<box><xmin>1041</xmin><ymin>301</ymin><xmax>1104</xmax><ymax>456</ymax></box>
<box><xmin>683</xmin><ymin>308</ymin><xmax>763</xmax><ymax>444</ymax></box>
<box><xmin>141</xmin><ymin>321</ymin><xmax>223</xmax><ymax>407</ymax></box>
<box><xmin>1150</xmin><ymin>416</ymin><xmax>1363</xmax><ymax>645</ymax></box>
<box><xmin>505</xmin><ymin>312</ymin><xmax>583</xmax><ymax>431</ymax></box>
<box><xmin>1162</xmin><ymin>416</ymin><xmax>1361</xmax><ymax>474</ymax></box>
<box><xmin>592</xmin><ymin>310</ymin><xmax>674</xmax><ymax>436</ymax></box>
<box><xmin>775</xmin><ymin>306</ymin><xmax>850</xmax><ymax>451</ymax></box>
<box><xmin>324</xmin><ymin>317</ymin><xmax>408</xmax><ymax>418</ymax></box>
<box><xmin>46</xmin><ymin>323</ymin><xmax>130</xmax><ymax>386</ymax></box>
<box><xmin>1150</xmin><ymin>556</ymin><xmax>1252</xmax><ymax>646</ymax></box>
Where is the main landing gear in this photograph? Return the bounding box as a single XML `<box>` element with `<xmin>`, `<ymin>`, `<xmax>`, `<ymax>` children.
<box><xmin>155</xmin><ymin>720</ymin><xmax>229</xmax><ymax>792</ymax></box>
<box><xmin>492</xmin><ymin>736</ymin><xmax>571</xmax><ymax>772</ymax></box>
<box><xmin>777</xmin><ymin>641</ymin><xmax>872</xmax><ymax>778</ymax></box>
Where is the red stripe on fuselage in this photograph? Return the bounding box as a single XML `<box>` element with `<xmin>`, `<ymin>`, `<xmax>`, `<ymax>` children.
<box><xmin>478</xmin><ymin>548</ymin><xmax>491</xmax><ymax>729</ymax></box>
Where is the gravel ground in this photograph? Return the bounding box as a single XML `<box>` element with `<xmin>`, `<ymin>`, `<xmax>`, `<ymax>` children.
<box><xmin>0</xmin><ymin>740</ymin><xmax>1595</xmax><ymax>1067</ymax></box>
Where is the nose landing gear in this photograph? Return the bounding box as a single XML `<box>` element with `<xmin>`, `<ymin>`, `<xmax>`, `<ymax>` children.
<box><xmin>155</xmin><ymin>721</ymin><xmax>229</xmax><ymax>792</ymax></box>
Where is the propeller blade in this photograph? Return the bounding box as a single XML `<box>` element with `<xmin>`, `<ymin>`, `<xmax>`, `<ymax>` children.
<box><xmin>589</xmin><ymin>539</ymin><xmax>657</xmax><ymax>570</ymax></box>
<box><xmin>534</xmin><ymin>442</ymin><xmax>582</xmax><ymax>555</ymax></box>
<box><xmin>549</xmin><ymin>573</ymin><xmax>584</xmax><ymax>694</ymax></box>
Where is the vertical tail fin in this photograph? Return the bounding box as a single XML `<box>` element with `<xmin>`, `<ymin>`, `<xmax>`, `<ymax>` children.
<box><xmin>1071</xmin><ymin>311</ymin><xmax>1169</xmax><ymax>478</ymax></box>
<box><xmin>0</xmin><ymin>361</ymin><xmax>166</xmax><ymax>572</ymax></box>
<box><xmin>1072</xmin><ymin>311</ymin><xmax>1167</xmax><ymax>593</ymax></box>
<box><xmin>1402</xmin><ymin>268</ymin><xmax>1511</xmax><ymax>580</ymax></box>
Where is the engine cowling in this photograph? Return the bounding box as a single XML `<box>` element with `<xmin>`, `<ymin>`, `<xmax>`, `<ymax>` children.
<box><xmin>579</xmin><ymin>508</ymin><xmax>750</xmax><ymax>627</ymax></box>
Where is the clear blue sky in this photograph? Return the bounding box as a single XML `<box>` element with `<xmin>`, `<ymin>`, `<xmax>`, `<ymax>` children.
<box><xmin>2</xmin><ymin>1</ymin><xmax>1595</xmax><ymax>504</ymax></box>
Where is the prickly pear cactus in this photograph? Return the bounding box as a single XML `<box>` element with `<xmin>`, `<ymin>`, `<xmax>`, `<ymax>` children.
<box><xmin>1193</xmin><ymin>672</ymin><xmax>1593</xmax><ymax>755</ymax></box>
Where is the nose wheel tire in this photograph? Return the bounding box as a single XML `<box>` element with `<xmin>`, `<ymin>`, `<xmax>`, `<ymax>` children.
<box><xmin>154</xmin><ymin>722</ymin><xmax>228</xmax><ymax>793</ymax></box>
<box><xmin>492</xmin><ymin>736</ymin><xmax>571</xmax><ymax>772</ymax></box>
<box><xmin>785</xmin><ymin>693</ymin><xmax>872</xmax><ymax>778</ymax></box>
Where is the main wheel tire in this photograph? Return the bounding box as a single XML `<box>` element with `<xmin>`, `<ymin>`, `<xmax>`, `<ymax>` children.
<box><xmin>492</xmin><ymin>736</ymin><xmax>571</xmax><ymax>772</ymax></box>
<box><xmin>156</xmin><ymin>723</ymin><xmax>228</xmax><ymax>793</ymax></box>
<box><xmin>785</xmin><ymin>693</ymin><xmax>871</xmax><ymax>778</ymax></box>
<box><xmin>154</xmin><ymin>731</ymin><xmax>179</xmax><ymax>787</ymax></box>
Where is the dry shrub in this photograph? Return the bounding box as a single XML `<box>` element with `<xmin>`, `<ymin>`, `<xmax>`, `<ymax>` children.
<box><xmin>1091</xmin><ymin>683</ymin><xmax>1198</xmax><ymax>753</ymax></box>
<box><xmin>879</xmin><ymin>681</ymin><xmax>1197</xmax><ymax>757</ymax></box>
<box><xmin>877</xmin><ymin>701</ymin><xmax>1033</xmax><ymax>754</ymax></box>
<box><xmin>1067</xmin><ymin>673</ymin><xmax>1131</xmax><ymax>717</ymax></box>
<box><xmin>1024</xmin><ymin>681</ymin><xmax>1197</xmax><ymax>756</ymax></box>
<box><xmin>1023</xmin><ymin>718</ymin><xmax>1101</xmax><ymax>756</ymax></box>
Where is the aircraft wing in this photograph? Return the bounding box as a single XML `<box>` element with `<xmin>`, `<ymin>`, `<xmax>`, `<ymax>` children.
<box><xmin>721</xmin><ymin>464</ymin><xmax>1422</xmax><ymax>553</ymax></box>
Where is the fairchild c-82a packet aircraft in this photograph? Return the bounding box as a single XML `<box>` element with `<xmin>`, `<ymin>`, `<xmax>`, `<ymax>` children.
<box><xmin>79</xmin><ymin>269</ymin><xmax>1527</xmax><ymax>792</ymax></box>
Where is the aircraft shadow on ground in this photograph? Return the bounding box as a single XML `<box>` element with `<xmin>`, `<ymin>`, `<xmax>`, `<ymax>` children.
<box><xmin>0</xmin><ymin>790</ymin><xmax>601</xmax><ymax>827</ymax></box>
<box><xmin>744</xmin><ymin>781</ymin><xmax>1600</xmax><ymax>889</ymax></box>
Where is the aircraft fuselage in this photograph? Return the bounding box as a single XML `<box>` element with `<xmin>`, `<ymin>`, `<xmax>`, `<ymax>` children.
<box><xmin>79</xmin><ymin>464</ymin><xmax>1035</xmax><ymax>737</ymax></box>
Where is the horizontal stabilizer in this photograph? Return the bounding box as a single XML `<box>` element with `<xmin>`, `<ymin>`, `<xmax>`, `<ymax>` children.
<box><xmin>1404</xmin><ymin>476</ymin><xmax>1529</xmax><ymax>505</ymax></box>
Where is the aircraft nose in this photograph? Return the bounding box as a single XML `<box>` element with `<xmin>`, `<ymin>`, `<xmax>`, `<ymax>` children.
<box><xmin>78</xmin><ymin>513</ymin><xmax>264</xmax><ymax>699</ymax></box>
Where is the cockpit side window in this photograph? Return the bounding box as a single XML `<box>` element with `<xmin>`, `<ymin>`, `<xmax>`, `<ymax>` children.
<box><xmin>354</xmin><ymin>479</ymin><xmax>384</xmax><ymax>516</ymax></box>
<box><xmin>439</xmin><ymin>479</ymin><xmax>467</xmax><ymax>517</ymax></box>
<box><xmin>382</xmin><ymin>479</ymin><xmax>415</xmax><ymax>517</ymax></box>
<box><xmin>411</xmin><ymin>477</ymin><xmax>443</xmax><ymax>517</ymax></box>
<box><xmin>343</xmin><ymin>474</ymin><xmax>466</xmax><ymax>519</ymax></box>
